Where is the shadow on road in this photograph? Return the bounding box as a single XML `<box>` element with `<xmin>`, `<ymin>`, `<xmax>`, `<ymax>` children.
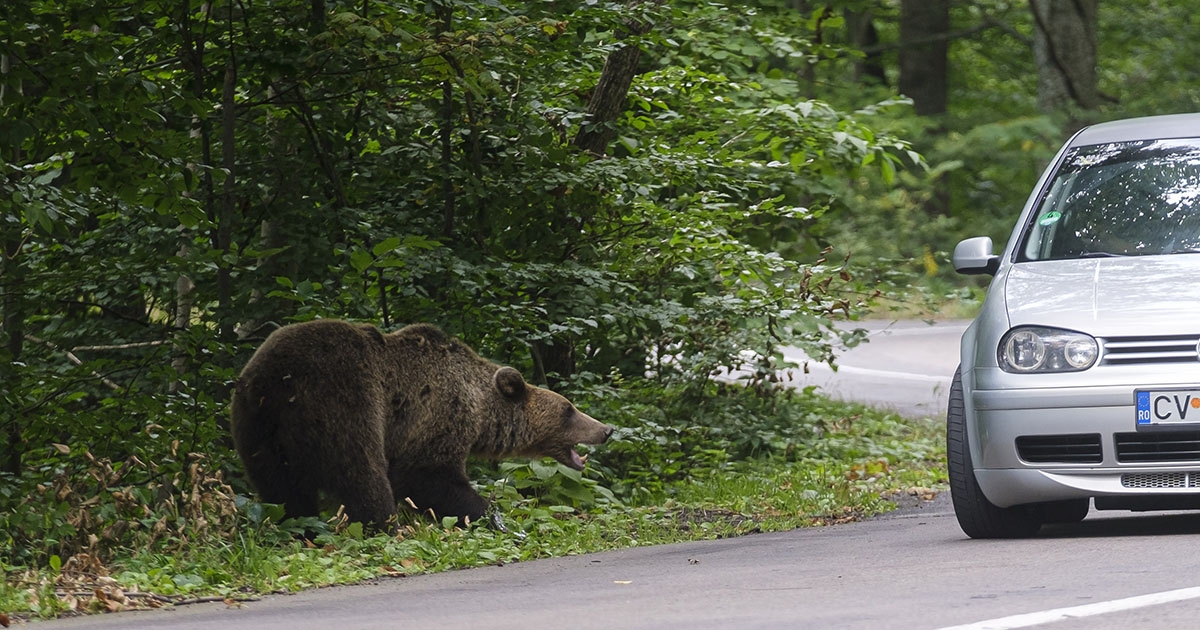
<box><xmin>1041</xmin><ymin>511</ymin><xmax>1200</xmax><ymax>538</ymax></box>
<box><xmin>886</xmin><ymin>492</ymin><xmax>1200</xmax><ymax>540</ymax></box>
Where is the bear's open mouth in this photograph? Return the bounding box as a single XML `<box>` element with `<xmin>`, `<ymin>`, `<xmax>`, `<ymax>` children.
<box><xmin>562</xmin><ymin>447</ymin><xmax>587</xmax><ymax>470</ymax></box>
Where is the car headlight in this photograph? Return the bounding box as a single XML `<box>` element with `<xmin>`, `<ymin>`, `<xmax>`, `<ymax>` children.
<box><xmin>998</xmin><ymin>327</ymin><xmax>1098</xmax><ymax>373</ymax></box>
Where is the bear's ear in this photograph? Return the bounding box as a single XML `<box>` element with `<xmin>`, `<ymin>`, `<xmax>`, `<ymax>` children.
<box><xmin>493</xmin><ymin>366</ymin><xmax>527</xmax><ymax>399</ymax></box>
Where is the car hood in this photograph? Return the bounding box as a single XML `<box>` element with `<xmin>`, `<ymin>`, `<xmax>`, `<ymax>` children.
<box><xmin>1003</xmin><ymin>256</ymin><xmax>1200</xmax><ymax>336</ymax></box>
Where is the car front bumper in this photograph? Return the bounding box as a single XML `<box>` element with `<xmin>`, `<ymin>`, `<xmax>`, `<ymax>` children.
<box><xmin>969</xmin><ymin>370</ymin><xmax>1200</xmax><ymax>508</ymax></box>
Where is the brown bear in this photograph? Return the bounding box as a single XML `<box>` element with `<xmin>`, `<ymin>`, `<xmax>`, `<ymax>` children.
<box><xmin>230</xmin><ymin>319</ymin><xmax>612</xmax><ymax>530</ymax></box>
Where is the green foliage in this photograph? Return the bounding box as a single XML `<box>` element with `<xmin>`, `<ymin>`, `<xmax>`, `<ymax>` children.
<box><xmin>2</xmin><ymin>389</ymin><xmax>945</xmax><ymax>621</ymax></box>
<box><xmin>493</xmin><ymin>459</ymin><xmax>618</xmax><ymax>511</ymax></box>
<box><xmin>1098</xmin><ymin>2</ymin><xmax>1200</xmax><ymax>116</ymax></box>
<box><xmin>6</xmin><ymin>0</ymin><xmax>1196</xmax><ymax>619</ymax></box>
<box><xmin>805</xmin><ymin>0</ymin><xmax>1200</xmax><ymax>312</ymax></box>
<box><xmin>3</xmin><ymin>0</ymin><xmax>912</xmax><ymax>560</ymax></box>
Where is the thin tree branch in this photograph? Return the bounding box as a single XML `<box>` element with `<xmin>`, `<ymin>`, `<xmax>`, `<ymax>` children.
<box><xmin>24</xmin><ymin>335</ymin><xmax>122</xmax><ymax>391</ymax></box>
<box><xmin>71</xmin><ymin>341</ymin><xmax>169</xmax><ymax>352</ymax></box>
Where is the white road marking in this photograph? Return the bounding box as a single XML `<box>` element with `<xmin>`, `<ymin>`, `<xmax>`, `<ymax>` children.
<box><xmin>793</xmin><ymin>361</ymin><xmax>952</xmax><ymax>384</ymax></box>
<box><xmin>935</xmin><ymin>586</ymin><xmax>1200</xmax><ymax>630</ymax></box>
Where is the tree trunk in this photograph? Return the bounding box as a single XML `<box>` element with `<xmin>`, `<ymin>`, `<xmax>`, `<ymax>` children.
<box><xmin>899</xmin><ymin>0</ymin><xmax>951</xmax><ymax>217</ymax></box>
<box><xmin>171</xmin><ymin>243</ymin><xmax>195</xmax><ymax>393</ymax></box>
<box><xmin>531</xmin><ymin>341</ymin><xmax>574</xmax><ymax>389</ymax></box>
<box><xmin>216</xmin><ymin>5</ymin><xmax>239</xmax><ymax>341</ymax></box>
<box><xmin>844</xmin><ymin>8</ymin><xmax>886</xmax><ymax>85</ymax></box>
<box><xmin>532</xmin><ymin>3</ymin><xmax>656</xmax><ymax>386</ymax></box>
<box><xmin>437</xmin><ymin>3</ymin><xmax>456</xmax><ymax>240</ymax></box>
<box><xmin>898</xmin><ymin>0</ymin><xmax>950</xmax><ymax>116</ymax></box>
<box><xmin>572</xmin><ymin>5</ymin><xmax>654</xmax><ymax>155</ymax></box>
<box><xmin>1030</xmin><ymin>0</ymin><xmax>1099</xmax><ymax>112</ymax></box>
<box><xmin>2</xmin><ymin>234</ymin><xmax>24</xmax><ymax>474</ymax></box>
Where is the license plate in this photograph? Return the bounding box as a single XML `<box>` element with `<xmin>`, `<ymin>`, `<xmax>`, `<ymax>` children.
<box><xmin>1136</xmin><ymin>389</ymin><xmax>1200</xmax><ymax>425</ymax></box>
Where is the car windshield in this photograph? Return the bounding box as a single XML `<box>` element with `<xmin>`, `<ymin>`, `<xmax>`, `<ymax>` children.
<box><xmin>1017</xmin><ymin>138</ymin><xmax>1200</xmax><ymax>261</ymax></box>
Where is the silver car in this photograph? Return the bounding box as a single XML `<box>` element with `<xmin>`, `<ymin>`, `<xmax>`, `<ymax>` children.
<box><xmin>950</xmin><ymin>113</ymin><xmax>1200</xmax><ymax>538</ymax></box>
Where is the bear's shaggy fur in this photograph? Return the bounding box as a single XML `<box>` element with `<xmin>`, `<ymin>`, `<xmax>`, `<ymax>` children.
<box><xmin>230</xmin><ymin>319</ymin><xmax>612</xmax><ymax>529</ymax></box>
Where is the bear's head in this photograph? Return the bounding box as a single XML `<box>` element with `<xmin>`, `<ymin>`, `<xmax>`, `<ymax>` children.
<box><xmin>493</xmin><ymin>366</ymin><xmax>613</xmax><ymax>470</ymax></box>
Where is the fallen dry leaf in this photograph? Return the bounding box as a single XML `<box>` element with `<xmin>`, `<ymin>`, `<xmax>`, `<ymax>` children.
<box><xmin>906</xmin><ymin>486</ymin><xmax>939</xmax><ymax>501</ymax></box>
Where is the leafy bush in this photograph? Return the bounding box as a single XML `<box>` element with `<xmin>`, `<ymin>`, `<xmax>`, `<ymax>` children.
<box><xmin>0</xmin><ymin>2</ymin><xmax>932</xmax><ymax>598</ymax></box>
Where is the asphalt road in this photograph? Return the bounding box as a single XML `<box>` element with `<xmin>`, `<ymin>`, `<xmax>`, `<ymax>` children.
<box><xmin>777</xmin><ymin>318</ymin><xmax>967</xmax><ymax>418</ymax></box>
<box><xmin>35</xmin><ymin>319</ymin><xmax>1200</xmax><ymax>630</ymax></box>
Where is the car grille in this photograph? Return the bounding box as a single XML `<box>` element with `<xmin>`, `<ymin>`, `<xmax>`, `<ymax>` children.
<box><xmin>1016</xmin><ymin>434</ymin><xmax>1102</xmax><ymax>464</ymax></box>
<box><xmin>1101</xmin><ymin>335</ymin><xmax>1200</xmax><ymax>365</ymax></box>
<box><xmin>1122</xmin><ymin>472</ymin><xmax>1200</xmax><ymax>489</ymax></box>
<box><xmin>1115</xmin><ymin>431</ymin><xmax>1200</xmax><ymax>463</ymax></box>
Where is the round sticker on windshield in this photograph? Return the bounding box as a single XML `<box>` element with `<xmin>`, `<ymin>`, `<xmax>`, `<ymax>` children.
<box><xmin>1037</xmin><ymin>211</ymin><xmax>1062</xmax><ymax>227</ymax></box>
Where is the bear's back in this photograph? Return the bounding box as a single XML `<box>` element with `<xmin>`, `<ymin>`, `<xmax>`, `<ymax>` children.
<box><xmin>240</xmin><ymin>320</ymin><xmax>387</xmax><ymax>391</ymax></box>
<box><xmin>382</xmin><ymin>323</ymin><xmax>497</xmax><ymax>392</ymax></box>
<box><xmin>375</xmin><ymin>323</ymin><xmax>505</xmax><ymax>451</ymax></box>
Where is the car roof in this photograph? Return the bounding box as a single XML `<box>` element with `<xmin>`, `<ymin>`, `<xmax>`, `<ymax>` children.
<box><xmin>1069</xmin><ymin>113</ymin><xmax>1200</xmax><ymax>147</ymax></box>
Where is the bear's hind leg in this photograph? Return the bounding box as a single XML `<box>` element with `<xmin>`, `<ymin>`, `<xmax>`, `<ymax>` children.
<box><xmin>264</xmin><ymin>481</ymin><xmax>321</xmax><ymax>522</ymax></box>
<box><xmin>325</xmin><ymin>461</ymin><xmax>398</xmax><ymax>532</ymax></box>
<box><xmin>390</xmin><ymin>465</ymin><xmax>488</xmax><ymax>526</ymax></box>
<box><xmin>239</xmin><ymin>447</ymin><xmax>320</xmax><ymax>520</ymax></box>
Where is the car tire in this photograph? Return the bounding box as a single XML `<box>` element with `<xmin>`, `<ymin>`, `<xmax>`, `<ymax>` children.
<box><xmin>947</xmin><ymin>366</ymin><xmax>1043</xmax><ymax>538</ymax></box>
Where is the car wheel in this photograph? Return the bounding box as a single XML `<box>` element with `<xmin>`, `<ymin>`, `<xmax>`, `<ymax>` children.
<box><xmin>947</xmin><ymin>366</ymin><xmax>1043</xmax><ymax>538</ymax></box>
<box><xmin>1036</xmin><ymin>498</ymin><xmax>1090</xmax><ymax>524</ymax></box>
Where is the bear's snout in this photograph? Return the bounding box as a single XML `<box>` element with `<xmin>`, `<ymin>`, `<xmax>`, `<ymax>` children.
<box><xmin>573</xmin><ymin>411</ymin><xmax>613</xmax><ymax>445</ymax></box>
<box><xmin>550</xmin><ymin>411</ymin><xmax>612</xmax><ymax>471</ymax></box>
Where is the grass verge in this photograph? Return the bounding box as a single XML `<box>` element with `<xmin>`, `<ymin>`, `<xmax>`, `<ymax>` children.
<box><xmin>0</xmin><ymin>396</ymin><xmax>946</xmax><ymax>621</ymax></box>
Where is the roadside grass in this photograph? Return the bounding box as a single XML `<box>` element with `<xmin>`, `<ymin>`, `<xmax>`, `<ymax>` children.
<box><xmin>0</xmin><ymin>397</ymin><xmax>946</xmax><ymax>621</ymax></box>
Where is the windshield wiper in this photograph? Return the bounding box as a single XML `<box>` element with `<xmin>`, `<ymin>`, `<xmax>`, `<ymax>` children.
<box><xmin>1076</xmin><ymin>251</ymin><xmax>1126</xmax><ymax>258</ymax></box>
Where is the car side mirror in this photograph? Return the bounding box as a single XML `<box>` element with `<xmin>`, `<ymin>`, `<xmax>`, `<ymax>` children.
<box><xmin>953</xmin><ymin>236</ymin><xmax>1000</xmax><ymax>275</ymax></box>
